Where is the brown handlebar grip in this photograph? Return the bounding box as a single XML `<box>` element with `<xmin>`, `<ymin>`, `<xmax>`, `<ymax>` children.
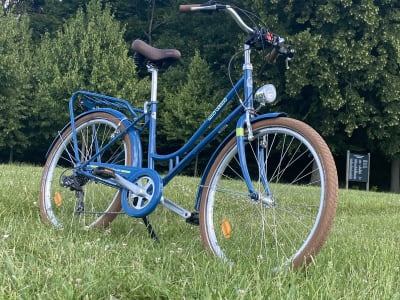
<box><xmin>179</xmin><ymin>4</ymin><xmax>201</xmax><ymax>12</ymax></box>
<box><xmin>266</xmin><ymin>48</ymin><xmax>279</xmax><ymax>64</ymax></box>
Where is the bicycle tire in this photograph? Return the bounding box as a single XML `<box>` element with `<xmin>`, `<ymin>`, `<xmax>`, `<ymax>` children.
<box><xmin>199</xmin><ymin>117</ymin><xmax>338</xmax><ymax>270</ymax></box>
<box><xmin>39</xmin><ymin>111</ymin><xmax>133</xmax><ymax>229</ymax></box>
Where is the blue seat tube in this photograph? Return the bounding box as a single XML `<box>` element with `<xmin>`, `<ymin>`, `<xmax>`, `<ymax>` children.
<box><xmin>147</xmin><ymin>65</ymin><xmax>159</xmax><ymax>169</ymax></box>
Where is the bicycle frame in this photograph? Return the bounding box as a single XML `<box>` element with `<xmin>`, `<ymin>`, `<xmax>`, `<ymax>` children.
<box><xmin>64</xmin><ymin>43</ymin><xmax>280</xmax><ymax>216</ymax></box>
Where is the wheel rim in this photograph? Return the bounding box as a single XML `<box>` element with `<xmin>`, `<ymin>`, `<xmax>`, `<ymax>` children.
<box><xmin>201</xmin><ymin>122</ymin><xmax>336</xmax><ymax>270</ymax></box>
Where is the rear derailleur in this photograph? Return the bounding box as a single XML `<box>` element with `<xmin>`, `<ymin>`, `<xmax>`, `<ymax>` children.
<box><xmin>60</xmin><ymin>173</ymin><xmax>88</xmax><ymax>214</ymax></box>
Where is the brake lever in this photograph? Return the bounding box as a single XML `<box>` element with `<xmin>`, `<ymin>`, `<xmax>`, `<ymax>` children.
<box><xmin>285</xmin><ymin>57</ymin><xmax>291</xmax><ymax>70</ymax></box>
<box><xmin>283</xmin><ymin>47</ymin><xmax>294</xmax><ymax>69</ymax></box>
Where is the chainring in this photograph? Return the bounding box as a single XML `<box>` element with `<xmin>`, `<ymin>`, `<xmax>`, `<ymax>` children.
<box><xmin>120</xmin><ymin>169</ymin><xmax>163</xmax><ymax>218</ymax></box>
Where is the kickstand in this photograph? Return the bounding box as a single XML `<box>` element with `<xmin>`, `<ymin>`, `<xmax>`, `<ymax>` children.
<box><xmin>142</xmin><ymin>216</ymin><xmax>159</xmax><ymax>242</ymax></box>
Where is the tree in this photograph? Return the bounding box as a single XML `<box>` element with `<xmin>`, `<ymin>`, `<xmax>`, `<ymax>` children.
<box><xmin>363</xmin><ymin>0</ymin><xmax>400</xmax><ymax>191</ymax></box>
<box><xmin>159</xmin><ymin>50</ymin><xmax>218</xmax><ymax>153</ymax></box>
<box><xmin>28</xmin><ymin>0</ymin><xmax>148</xmax><ymax>163</ymax></box>
<box><xmin>0</xmin><ymin>14</ymin><xmax>33</xmax><ymax>162</ymax></box>
<box><xmin>1</xmin><ymin>0</ymin><xmax>399</xmax><ymax>190</ymax></box>
<box><xmin>249</xmin><ymin>0</ymin><xmax>400</xmax><ymax>191</ymax></box>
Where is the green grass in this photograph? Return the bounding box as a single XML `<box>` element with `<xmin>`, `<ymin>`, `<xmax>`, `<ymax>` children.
<box><xmin>0</xmin><ymin>164</ymin><xmax>399</xmax><ymax>299</ymax></box>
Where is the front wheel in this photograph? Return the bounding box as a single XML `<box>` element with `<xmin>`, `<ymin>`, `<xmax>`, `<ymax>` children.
<box><xmin>199</xmin><ymin>117</ymin><xmax>338</xmax><ymax>270</ymax></box>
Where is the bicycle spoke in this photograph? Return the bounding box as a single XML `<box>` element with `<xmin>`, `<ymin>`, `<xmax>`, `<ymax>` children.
<box><xmin>200</xmin><ymin>118</ymin><xmax>337</xmax><ymax>270</ymax></box>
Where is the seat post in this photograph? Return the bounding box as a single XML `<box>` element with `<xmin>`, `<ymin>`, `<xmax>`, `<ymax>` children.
<box><xmin>147</xmin><ymin>63</ymin><xmax>159</xmax><ymax>103</ymax></box>
<box><xmin>146</xmin><ymin>63</ymin><xmax>159</xmax><ymax>169</ymax></box>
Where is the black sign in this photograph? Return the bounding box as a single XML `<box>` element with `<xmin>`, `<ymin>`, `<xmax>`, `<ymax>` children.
<box><xmin>348</xmin><ymin>153</ymin><xmax>369</xmax><ymax>182</ymax></box>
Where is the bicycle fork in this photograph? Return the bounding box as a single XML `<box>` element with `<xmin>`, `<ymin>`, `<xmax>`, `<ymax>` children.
<box><xmin>236</xmin><ymin>44</ymin><xmax>274</xmax><ymax>206</ymax></box>
<box><xmin>236</xmin><ymin>115</ymin><xmax>275</xmax><ymax>207</ymax></box>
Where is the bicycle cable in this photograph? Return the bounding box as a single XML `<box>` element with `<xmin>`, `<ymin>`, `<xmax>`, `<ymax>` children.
<box><xmin>229</xmin><ymin>4</ymin><xmax>268</xmax><ymax>31</ymax></box>
<box><xmin>225</xmin><ymin>3</ymin><xmax>274</xmax><ymax>113</ymax></box>
<box><xmin>227</xmin><ymin>48</ymin><xmax>257</xmax><ymax>116</ymax></box>
<box><xmin>227</xmin><ymin>49</ymin><xmax>244</xmax><ymax>104</ymax></box>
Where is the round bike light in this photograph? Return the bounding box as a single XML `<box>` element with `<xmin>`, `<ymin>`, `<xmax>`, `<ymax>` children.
<box><xmin>254</xmin><ymin>84</ymin><xmax>277</xmax><ymax>104</ymax></box>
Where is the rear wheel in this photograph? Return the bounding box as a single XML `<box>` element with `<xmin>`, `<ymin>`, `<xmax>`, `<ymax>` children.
<box><xmin>39</xmin><ymin>112</ymin><xmax>133</xmax><ymax>229</ymax></box>
<box><xmin>199</xmin><ymin>117</ymin><xmax>338</xmax><ymax>270</ymax></box>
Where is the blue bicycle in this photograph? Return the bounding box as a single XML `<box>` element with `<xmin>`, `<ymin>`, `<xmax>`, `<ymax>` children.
<box><xmin>39</xmin><ymin>2</ymin><xmax>338</xmax><ymax>270</ymax></box>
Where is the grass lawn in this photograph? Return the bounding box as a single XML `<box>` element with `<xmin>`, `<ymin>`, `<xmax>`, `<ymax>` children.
<box><xmin>0</xmin><ymin>164</ymin><xmax>399</xmax><ymax>299</ymax></box>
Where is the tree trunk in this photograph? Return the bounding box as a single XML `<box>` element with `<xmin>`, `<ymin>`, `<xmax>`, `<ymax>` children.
<box><xmin>390</xmin><ymin>158</ymin><xmax>400</xmax><ymax>193</ymax></box>
<box><xmin>194</xmin><ymin>154</ymin><xmax>198</xmax><ymax>177</ymax></box>
<box><xmin>8</xmin><ymin>147</ymin><xmax>13</xmax><ymax>163</ymax></box>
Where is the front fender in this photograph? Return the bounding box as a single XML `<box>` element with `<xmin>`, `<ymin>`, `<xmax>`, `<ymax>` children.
<box><xmin>193</xmin><ymin>112</ymin><xmax>287</xmax><ymax>211</ymax></box>
<box><xmin>45</xmin><ymin>108</ymin><xmax>142</xmax><ymax>167</ymax></box>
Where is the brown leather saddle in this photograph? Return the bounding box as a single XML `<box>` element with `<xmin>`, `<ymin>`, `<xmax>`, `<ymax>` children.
<box><xmin>132</xmin><ymin>39</ymin><xmax>181</xmax><ymax>69</ymax></box>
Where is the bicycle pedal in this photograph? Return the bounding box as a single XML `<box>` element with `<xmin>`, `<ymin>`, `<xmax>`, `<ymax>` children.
<box><xmin>186</xmin><ymin>212</ymin><xmax>199</xmax><ymax>226</ymax></box>
<box><xmin>92</xmin><ymin>167</ymin><xmax>116</xmax><ymax>179</ymax></box>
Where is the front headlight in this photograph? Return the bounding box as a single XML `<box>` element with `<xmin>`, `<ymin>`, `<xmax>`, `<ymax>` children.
<box><xmin>254</xmin><ymin>84</ymin><xmax>276</xmax><ymax>104</ymax></box>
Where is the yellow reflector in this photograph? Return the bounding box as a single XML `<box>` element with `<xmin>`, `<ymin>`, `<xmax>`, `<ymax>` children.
<box><xmin>54</xmin><ymin>192</ymin><xmax>62</xmax><ymax>207</ymax></box>
<box><xmin>221</xmin><ymin>218</ymin><xmax>232</xmax><ymax>238</ymax></box>
<box><xmin>236</xmin><ymin>127</ymin><xmax>244</xmax><ymax>136</ymax></box>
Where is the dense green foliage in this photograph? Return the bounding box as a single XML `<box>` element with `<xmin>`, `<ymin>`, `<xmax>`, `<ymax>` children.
<box><xmin>161</xmin><ymin>50</ymin><xmax>217</xmax><ymax>144</ymax></box>
<box><xmin>283</xmin><ymin>0</ymin><xmax>400</xmax><ymax>157</ymax></box>
<box><xmin>0</xmin><ymin>15</ymin><xmax>33</xmax><ymax>162</ymax></box>
<box><xmin>0</xmin><ymin>164</ymin><xmax>399</xmax><ymax>298</ymax></box>
<box><xmin>0</xmin><ymin>0</ymin><xmax>399</xmax><ymax>189</ymax></box>
<box><xmin>32</xmin><ymin>0</ymin><xmax>147</xmax><ymax>146</ymax></box>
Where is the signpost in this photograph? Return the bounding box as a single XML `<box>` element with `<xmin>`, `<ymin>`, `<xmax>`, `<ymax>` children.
<box><xmin>346</xmin><ymin>151</ymin><xmax>370</xmax><ymax>191</ymax></box>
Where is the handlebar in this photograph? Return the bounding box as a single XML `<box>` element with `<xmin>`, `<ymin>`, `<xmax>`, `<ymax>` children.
<box><xmin>179</xmin><ymin>2</ymin><xmax>294</xmax><ymax>63</ymax></box>
<box><xmin>179</xmin><ymin>3</ymin><xmax>255</xmax><ymax>34</ymax></box>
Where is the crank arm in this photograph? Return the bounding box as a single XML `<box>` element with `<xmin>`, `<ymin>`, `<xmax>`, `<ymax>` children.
<box><xmin>160</xmin><ymin>196</ymin><xmax>191</xmax><ymax>219</ymax></box>
<box><xmin>113</xmin><ymin>173</ymin><xmax>148</xmax><ymax>197</ymax></box>
<box><xmin>92</xmin><ymin>166</ymin><xmax>148</xmax><ymax>197</ymax></box>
